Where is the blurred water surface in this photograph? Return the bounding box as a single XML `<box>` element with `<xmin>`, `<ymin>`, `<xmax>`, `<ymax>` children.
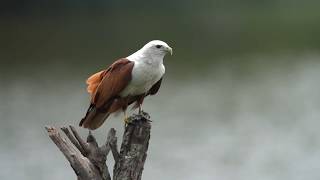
<box><xmin>1</xmin><ymin>53</ymin><xmax>320</xmax><ymax>180</ymax></box>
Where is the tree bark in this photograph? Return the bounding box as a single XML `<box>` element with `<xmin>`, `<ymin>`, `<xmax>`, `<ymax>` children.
<box><xmin>113</xmin><ymin>113</ymin><xmax>151</xmax><ymax>180</ymax></box>
<box><xmin>45</xmin><ymin>112</ymin><xmax>151</xmax><ymax>180</ymax></box>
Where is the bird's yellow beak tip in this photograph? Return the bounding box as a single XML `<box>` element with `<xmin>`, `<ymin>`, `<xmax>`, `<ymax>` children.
<box><xmin>168</xmin><ymin>47</ymin><xmax>173</xmax><ymax>55</ymax></box>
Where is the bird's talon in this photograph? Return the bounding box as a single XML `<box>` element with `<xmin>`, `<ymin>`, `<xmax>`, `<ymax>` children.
<box><xmin>124</xmin><ymin>116</ymin><xmax>131</xmax><ymax>124</ymax></box>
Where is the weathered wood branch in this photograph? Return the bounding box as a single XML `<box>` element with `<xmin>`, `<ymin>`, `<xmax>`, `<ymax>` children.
<box><xmin>45</xmin><ymin>112</ymin><xmax>151</xmax><ymax>180</ymax></box>
<box><xmin>113</xmin><ymin>113</ymin><xmax>151</xmax><ymax>180</ymax></box>
<box><xmin>45</xmin><ymin>126</ymin><xmax>105</xmax><ymax>180</ymax></box>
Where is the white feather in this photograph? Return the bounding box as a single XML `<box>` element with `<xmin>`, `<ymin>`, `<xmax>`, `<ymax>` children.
<box><xmin>119</xmin><ymin>40</ymin><xmax>171</xmax><ymax>97</ymax></box>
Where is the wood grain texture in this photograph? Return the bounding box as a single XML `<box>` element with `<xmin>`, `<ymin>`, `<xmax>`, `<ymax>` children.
<box><xmin>45</xmin><ymin>126</ymin><xmax>105</xmax><ymax>180</ymax></box>
<box><xmin>113</xmin><ymin>113</ymin><xmax>151</xmax><ymax>180</ymax></box>
<box><xmin>46</xmin><ymin>112</ymin><xmax>151</xmax><ymax>180</ymax></box>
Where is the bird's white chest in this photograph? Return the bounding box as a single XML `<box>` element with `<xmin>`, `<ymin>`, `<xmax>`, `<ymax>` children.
<box><xmin>120</xmin><ymin>62</ymin><xmax>165</xmax><ymax>97</ymax></box>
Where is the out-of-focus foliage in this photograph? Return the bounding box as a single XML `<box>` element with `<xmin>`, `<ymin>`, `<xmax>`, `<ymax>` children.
<box><xmin>1</xmin><ymin>0</ymin><xmax>320</xmax><ymax>71</ymax></box>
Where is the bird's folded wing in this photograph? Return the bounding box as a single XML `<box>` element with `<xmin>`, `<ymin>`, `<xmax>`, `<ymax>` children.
<box><xmin>86</xmin><ymin>58</ymin><xmax>134</xmax><ymax>108</ymax></box>
<box><xmin>87</xmin><ymin>70</ymin><xmax>106</xmax><ymax>95</ymax></box>
<box><xmin>148</xmin><ymin>78</ymin><xmax>162</xmax><ymax>95</ymax></box>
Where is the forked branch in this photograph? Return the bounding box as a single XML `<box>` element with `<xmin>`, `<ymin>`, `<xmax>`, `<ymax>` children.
<box><xmin>45</xmin><ymin>112</ymin><xmax>151</xmax><ymax>180</ymax></box>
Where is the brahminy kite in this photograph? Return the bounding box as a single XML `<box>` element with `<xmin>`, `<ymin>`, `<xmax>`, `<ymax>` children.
<box><xmin>79</xmin><ymin>40</ymin><xmax>172</xmax><ymax>130</ymax></box>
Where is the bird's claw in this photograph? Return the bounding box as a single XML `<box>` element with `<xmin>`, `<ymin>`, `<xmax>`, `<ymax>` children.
<box><xmin>124</xmin><ymin>116</ymin><xmax>132</xmax><ymax>124</ymax></box>
<box><xmin>139</xmin><ymin>110</ymin><xmax>150</xmax><ymax>120</ymax></box>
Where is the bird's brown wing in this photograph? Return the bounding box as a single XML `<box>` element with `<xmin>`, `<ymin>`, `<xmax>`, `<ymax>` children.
<box><xmin>86</xmin><ymin>70</ymin><xmax>107</xmax><ymax>96</ymax></box>
<box><xmin>80</xmin><ymin>59</ymin><xmax>134</xmax><ymax>130</ymax></box>
<box><xmin>87</xmin><ymin>58</ymin><xmax>134</xmax><ymax>108</ymax></box>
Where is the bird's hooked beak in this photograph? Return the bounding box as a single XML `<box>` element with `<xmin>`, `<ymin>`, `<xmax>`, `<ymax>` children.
<box><xmin>166</xmin><ymin>46</ymin><xmax>173</xmax><ymax>55</ymax></box>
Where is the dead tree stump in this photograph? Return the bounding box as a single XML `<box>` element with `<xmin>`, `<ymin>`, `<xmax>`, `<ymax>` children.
<box><xmin>45</xmin><ymin>112</ymin><xmax>151</xmax><ymax>180</ymax></box>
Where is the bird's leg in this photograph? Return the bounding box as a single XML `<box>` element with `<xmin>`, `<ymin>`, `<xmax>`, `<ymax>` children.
<box><xmin>138</xmin><ymin>104</ymin><xmax>142</xmax><ymax>114</ymax></box>
<box><xmin>123</xmin><ymin>101</ymin><xmax>130</xmax><ymax>124</ymax></box>
<box><xmin>123</xmin><ymin>110</ymin><xmax>130</xmax><ymax>124</ymax></box>
<box><xmin>137</xmin><ymin>95</ymin><xmax>145</xmax><ymax>115</ymax></box>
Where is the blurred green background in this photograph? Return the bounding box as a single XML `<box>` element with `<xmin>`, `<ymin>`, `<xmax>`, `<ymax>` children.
<box><xmin>1</xmin><ymin>0</ymin><xmax>320</xmax><ymax>180</ymax></box>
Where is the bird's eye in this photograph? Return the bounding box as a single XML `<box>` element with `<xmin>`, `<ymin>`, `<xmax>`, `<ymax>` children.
<box><xmin>156</xmin><ymin>45</ymin><xmax>162</xmax><ymax>48</ymax></box>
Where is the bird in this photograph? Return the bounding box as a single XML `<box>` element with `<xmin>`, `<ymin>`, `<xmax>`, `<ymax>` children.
<box><xmin>79</xmin><ymin>40</ymin><xmax>173</xmax><ymax>130</ymax></box>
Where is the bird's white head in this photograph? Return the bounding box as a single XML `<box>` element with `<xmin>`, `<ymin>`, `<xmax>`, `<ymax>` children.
<box><xmin>141</xmin><ymin>40</ymin><xmax>173</xmax><ymax>56</ymax></box>
<box><xmin>127</xmin><ymin>40</ymin><xmax>173</xmax><ymax>64</ymax></box>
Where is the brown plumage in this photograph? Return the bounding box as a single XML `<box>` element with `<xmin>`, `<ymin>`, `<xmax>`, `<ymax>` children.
<box><xmin>79</xmin><ymin>58</ymin><xmax>162</xmax><ymax>130</ymax></box>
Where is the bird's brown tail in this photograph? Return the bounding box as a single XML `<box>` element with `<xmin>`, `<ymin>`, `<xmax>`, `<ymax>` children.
<box><xmin>80</xmin><ymin>105</ymin><xmax>109</xmax><ymax>130</ymax></box>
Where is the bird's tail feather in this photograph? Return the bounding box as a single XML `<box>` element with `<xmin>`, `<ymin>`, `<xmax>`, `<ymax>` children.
<box><xmin>80</xmin><ymin>105</ymin><xmax>109</xmax><ymax>130</ymax></box>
